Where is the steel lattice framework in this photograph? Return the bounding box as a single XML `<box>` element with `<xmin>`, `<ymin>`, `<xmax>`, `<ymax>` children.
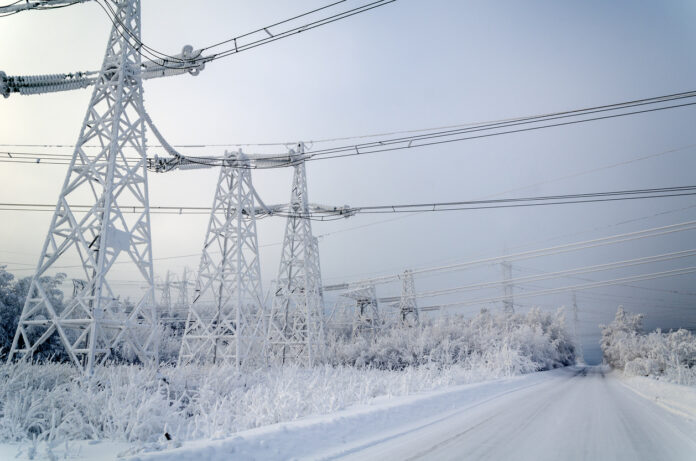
<box><xmin>267</xmin><ymin>145</ymin><xmax>325</xmax><ymax>366</ymax></box>
<box><xmin>178</xmin><ymin>151</ymin><xmax>265</xmax><ymax>367</ymax></box>
<box><xmin>397</xmin><ymin>270</ymin><xmax>419</xmax><ymax>324</ymax></box>
<box><xmin>157</xmin><ymin>271</ymin><xmax>175</xmax><ymax>317</ymax></box>
<box><xmin>343</xmin><ymin>285</ymin><xmax>380</xmax><ymax>336</ymax></box>
<box><xmin>8</xmin><ymin>0</ymin><xmax>158</xmax><ymax>373</ymax></box>
<box><xmin>501</xmin><ymin>261</ymin><xmax>514</xmax><ymax>314</ymax></box>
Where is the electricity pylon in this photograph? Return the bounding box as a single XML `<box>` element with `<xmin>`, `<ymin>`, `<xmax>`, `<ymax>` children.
<box><xmin>175</xmin><ymin>267</ymin><xmax>192</xmax><ymax>310</ymax></box>
<box><xmin>397</xmin><ymin>269</ymin><xmax>419</xmax><ymax>325</ymax></box>
<box><xmin>501</xmin><ymin>261</ymin><xmax>514</xmax><ymax>314</ymax></box>
<box><xmin>572</xmin><ymin>291</ymin><xmax>585</xmax><ymax>364</ymax></box>
<box><xmin>8</xmin><ymin>0</ymin><xmax>158</xmax><ymax>373</ymax></box>
<box><xmin>178</xmin><ymin>151</ymin><xmax>265</xmax><ymax>367</ymax></box>
<box><xmin>157</xmin><ymin>271</ymin><xmax>175</xmax><ymax>317</ymax></box>
<box><xmin>342</xmin><ymin>285</ymin><xmax>380</xmax><ymax>337</ymax></box>
<box><xmin>267</xmin><ymin>145</ymin><xmax>325</xmax><ymax>366</ymax></box>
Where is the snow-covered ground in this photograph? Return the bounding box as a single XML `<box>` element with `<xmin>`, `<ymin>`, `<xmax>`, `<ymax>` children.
<box><xmin>130</xmin><ymin>366</ymin><xmax>696</xmax><ymax>461</ymax></box>
<box><xmin>618</xmin><ymin>372</ymin><xmax>696</xmax><ymax>419</ymax></box>
<box><xmin>2</xmin><ymin>366</ymin><xmax>695</xmax><ymax>460</ymax></box>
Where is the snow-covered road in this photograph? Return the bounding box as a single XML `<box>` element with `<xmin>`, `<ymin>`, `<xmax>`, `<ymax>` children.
<box><xmin>329</xmin><ymin>366</ymin><xmax>696</xmax><ymax>461</ymax></box>
<box><xmin>131</xmin><ymin>366</ymin><xmax>696</xmax><ymax>461</ymax></box>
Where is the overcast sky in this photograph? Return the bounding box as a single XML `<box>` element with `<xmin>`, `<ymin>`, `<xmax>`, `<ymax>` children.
<box><xmin>1</xmin><ymin>0</ymin><xmax>695</xmax><ymax>363</ymax></box>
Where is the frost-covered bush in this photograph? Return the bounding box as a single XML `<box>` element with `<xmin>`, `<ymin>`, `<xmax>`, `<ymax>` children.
<box><xmin>0</xmin><ymin>308</ymin><xmax>576</xmax><ymax>445</ymax></box>
<box><xmin>326</xmin><ymin>308</ymin><xmax>575</xmax><ymax>371</ymax></box>
<box><xmin>600</xmin><ymin>307</ymin><xmax>696</xmax><ymax>386</ymax></box>
<box><xmin>0</xmin><ymin>361</ymin><xmax>515</xmax><ymax>446</ymax></box>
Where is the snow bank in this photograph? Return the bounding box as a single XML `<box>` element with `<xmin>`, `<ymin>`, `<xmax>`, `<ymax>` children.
<box><xmin>618</xmin><ymin>372</ymin><xmax>696</xmax><ymax>419</ymax></box>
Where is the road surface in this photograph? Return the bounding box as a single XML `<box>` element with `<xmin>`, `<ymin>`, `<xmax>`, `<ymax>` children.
<box><xmin>330</xmin><ymin>366</ymin><xmax>696</xmax><ymax>461</ymax></box>
<box><xmin>133</xmin><ymin>366</ymin><xmax>696</xmax><ymax>461</ymax></box>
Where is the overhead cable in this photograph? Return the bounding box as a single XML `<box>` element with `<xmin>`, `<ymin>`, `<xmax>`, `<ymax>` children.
<box><xmin>419</xmin><ymin>267</ymin><xmax>696</xmax><ymax>311</ymax></box>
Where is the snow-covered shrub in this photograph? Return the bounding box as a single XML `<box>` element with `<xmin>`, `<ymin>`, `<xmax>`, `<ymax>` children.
<box><xmin>600</xmin><ymin>307</ymin><xmax>696</xmax><ymax>385</ymax></box>
<box><xmin>326</xmin><ymin>308</ymin><xmax>575</xmax><ymax>371</ymax></box>
<box><xmin>0</xmin><ymin>307</ymin><xmax>575</xmax><ymax>446</ymax></box>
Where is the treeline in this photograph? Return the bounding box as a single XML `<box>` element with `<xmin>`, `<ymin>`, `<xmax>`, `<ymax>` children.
<box><xmin>600</xmin><ymin>307</ymin><xmax>696</xmax><ymax>385</ymax></box>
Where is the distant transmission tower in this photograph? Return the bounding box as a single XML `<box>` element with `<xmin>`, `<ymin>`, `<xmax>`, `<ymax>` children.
<box><xmin>267</xmin><ymin>145</ymin><xmax>325</xmax><ymax>366</ymax></box>
<box><xmin>8</xmin><ymin>0</ymin><xmax>158</xmax><ymax>373</ymax></box>
<box><xmin>179</xmin><ymin>151</ymin><xmax>265</xmax><ymax>367</ymax></box>
<box><xmin>572</xmin><ymin>291</ymin><xmax>585</xmax><ymax>364</ymax></box>
<box><xmin>397</xmin><ymin>269</ymin><xmax>419</xmax><ymax>325</ymax></box>
<box><xmin>501</xmin><ymin>261</ymin><xmax>514</xmax><ymax>314</ymax></box>
<box><xmin>343</xmin><ymin>285</ymin><xmax>380</xmax><ymax>337</ymax></box>
<box><xmin>175</xmin><ymin>267</ymin><xmax>192</xmax><ymax>311</ymax></box>
<box><xmin>157</xmin><ymin>271</ymin><xmax>175</xmax><ymax>317</ymax></box>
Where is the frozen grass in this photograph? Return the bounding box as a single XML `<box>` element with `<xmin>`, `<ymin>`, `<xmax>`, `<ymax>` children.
<box><xmin>0</xmin><ymin>309</ymin><xmax>575</xmax><ymax>447</ymax></box>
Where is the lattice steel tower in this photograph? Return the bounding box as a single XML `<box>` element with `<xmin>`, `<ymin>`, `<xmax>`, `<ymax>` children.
<box><xmin>397</xmin><ymin>270</ymin><xmax>419</xmax><ymax>324</ymax></box>
<box><xmin>501</xmin><ymin>261</ymin><xmax>514</xmax><ymax>314</ymax></box>
<box><xmin>8</xmin><ymin>0</ymin><xmax>158</xmax><ymax>373</ymax></box>
<box><xmin>178</xmin><ymin>151</ymin><xmax>265</xmax><ymax>367</ymax></box>
<box><xmin>267</xmin><ymin>145</ymin><xmax>325</xmax><ymax>366</ymax></box>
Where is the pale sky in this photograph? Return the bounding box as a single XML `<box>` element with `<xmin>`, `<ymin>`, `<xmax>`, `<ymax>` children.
<box><xmin>1</xmin><ymin>0</ymin><xmax>696</xmax><ymax>363</ymax></box>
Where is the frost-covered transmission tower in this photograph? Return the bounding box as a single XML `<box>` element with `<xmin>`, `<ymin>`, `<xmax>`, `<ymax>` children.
<box><xmin>501</xmin><ymin>261</ymin><xmax>514</xmax><ymax>314</ymax></box>
<box><xmin>150</xmin><ymin>147</ymin><xmax>353</xmax><ymax>367</ymax></box>
<box><xmin>397</xmin><ymin>269</ymin><xmax>419</xmax><ymax>324</ymax></box>
<box><xmin>267</xmin><ymin>145</ymin><xmax>325</xmax><ymax>366</ymax></box>
<box><xmin>4</xmin><ymin>0</ymin><xmax>207</xmax><ymax>373</ymax></box>
<box><xmin>178</xmin><ymin>151</ymin><xmax>265</xmax><ymax>367</ymax></box>
<box><xmin>8</xmin><ymin>0</ymin><xmax>157</xmax><ymax>372</ymax></box>
<box><xmin>343</xmin><ymin>285</ymin><xmax>380</xmax><ymax>337</ymax></box>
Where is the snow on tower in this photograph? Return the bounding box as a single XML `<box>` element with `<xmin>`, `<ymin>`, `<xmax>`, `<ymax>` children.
<box><xmin>397</xmin><ymin>269</ymin><xmax>419</xmax><ymax>325</ymax></box>
<box><xmin>266</xmin><ymin>144</ymin><xmax>325</xmax><ymax>366</ymax></box>
<box><xmin>342</xmin><ymin>285</ymin><xmax>380</xmax><ymax>337</ymax></box>
<box><xmin>157</xmin><ymin>271</ymin><xmax>175</xmax><ymax>318</ymax></box>
<box><xmin>178</xmin><ymin>151</ymin><xmax>265</xmax><ymax>367</ymax></box>
<box><xmin>8</xmin><ymin>0</ymin><xmax>158</xmax><ymax>373</ymax></box>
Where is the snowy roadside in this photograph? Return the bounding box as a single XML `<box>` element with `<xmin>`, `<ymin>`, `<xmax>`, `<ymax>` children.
<box><xmin>616</xmin><ymin>372</ymin><xmax>696</xmax><ymax>420</ymax></box>
<box><xmin>128</xmin><ymin>368</ymin><xmax>573</xmax><ymax>461</ymax></box>
<box><xmin>0</xmin><ymin>368</ymin><xmax>569</xmax><ymax>461</ymax></box>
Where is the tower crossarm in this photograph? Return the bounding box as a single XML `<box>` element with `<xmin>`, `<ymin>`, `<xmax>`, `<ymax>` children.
<box><xmin>218</xmin><ymin>202</ymin><xmax>353</xmax><ymax>219</ymax></box>
<box><xmin>147</xmin><ymin>152</ymin><xmax>307</xmax><ymax>172</ymax></box>
<box><xmin>1</xmin><ymin>46</ymin><xmax>210</xmax><ymax>98</ymax></box>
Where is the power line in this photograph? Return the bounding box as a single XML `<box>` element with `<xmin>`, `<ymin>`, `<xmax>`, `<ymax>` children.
<box><xmin>2</xmin><ymin>91</ymin><xmax>695</xmax><ymax>169</ymax></box>
<box><xmin>419</xmin><ymin>266</ymin><xmax>696</xmax><ymax>312</ymax></box>
<box><xmin>514</xmin><ymin>264</ymin><xmax>696</xmax><ymax>297</ymax></box>
<box><xmin>303</xmin><ymin>101</ymin><xmax>696</xmax><ymax>164</ymax></box>
<box><xmin>412</xmin><ymin>249</ymin><xmax>696</xmax><ymax>299</ymax></box>
<box><xmin>92</xmin><ymin>0</ymin><xmax>396</xmax><ymax>70</ymax></box>
<box><xmin>2</xmin><ymin>185</ymin><xmax>695</xmax><ymax>218</ymax></box>
<box><xmin>326</xmin><ymin>219</ymin><xmax>696</xmax><ymax>288</ymax></box>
